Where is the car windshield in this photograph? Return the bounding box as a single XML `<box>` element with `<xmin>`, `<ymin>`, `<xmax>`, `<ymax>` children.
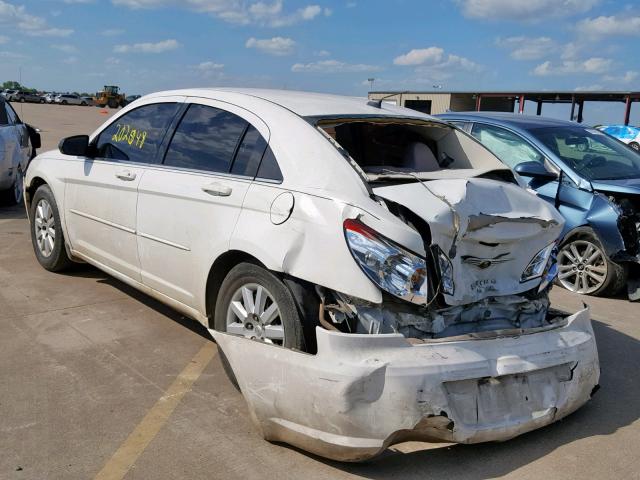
<box><xmin>530</xmin><ymin>125</ymin><xmax>640</xmax><ymax>181</ymax></box>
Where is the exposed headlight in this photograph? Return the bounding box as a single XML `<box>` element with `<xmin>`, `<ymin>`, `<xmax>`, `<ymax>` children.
<box><xmin>436</xmin><ymin>247</ymin><xmax>455</xmax><ymax>295</ymax></box>
<box><xmin>521</xmin><ymin>242</ymin><xmax>556</xmax><ymax>283</ymax></box>
<box><xmin>344</xmin><ymin>218</ymin><xmax>428</xmax><ymax>304</ymax></box>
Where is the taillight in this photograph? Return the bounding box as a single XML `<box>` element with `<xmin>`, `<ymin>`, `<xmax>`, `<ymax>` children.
<box><xmin>343</xmin><ymin>218</ymin><xmax>428</xmax><ymax>304</ymax></box>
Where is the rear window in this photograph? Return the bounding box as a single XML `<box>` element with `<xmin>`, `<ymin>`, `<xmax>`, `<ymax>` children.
<box><xmin>164</xmin><ymin>104</ymin><xmax>248</xmax><ymax>173</ymax></box>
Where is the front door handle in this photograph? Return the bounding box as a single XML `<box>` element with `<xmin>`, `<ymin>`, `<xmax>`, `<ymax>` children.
<box><xmin>202</xmin><ymin>182</ymin><xmax>233</xmax><ymax>197</ymax></box>
<box><xmin>115</xmin><ymin>169</ymin><xmax>136</xmax><ymax>181</ymax></box>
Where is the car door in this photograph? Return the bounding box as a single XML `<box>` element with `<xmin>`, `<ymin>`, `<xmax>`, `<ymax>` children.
<box><xmin>136</xmin><ymin>99</ymin><xmax>270</xmax><ymax>309</ymax></box>
<box><xmin>63</xmin><ymin>98</ymin><xmax>184</xmax><ymax>282</ymax></box>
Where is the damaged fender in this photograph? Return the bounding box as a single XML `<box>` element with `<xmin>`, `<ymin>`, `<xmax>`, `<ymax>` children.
<box><xmin>210</xmin><ymin>307</ymin><xmax>599</xmax><ymax>462</ymax></box>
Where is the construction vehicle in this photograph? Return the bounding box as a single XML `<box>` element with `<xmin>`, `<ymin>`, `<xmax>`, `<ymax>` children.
<box><xmin>93</xmin><ymin>85</ymin><xmax>126</xmax><ymax>109</ymax></box>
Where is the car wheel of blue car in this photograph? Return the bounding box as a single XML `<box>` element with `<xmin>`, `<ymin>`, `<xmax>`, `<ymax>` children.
<box><xmin>557</xmin><ymin>229</ymin><xmax>626</xmax><ymax>296</ymax></box>
<box><xmin>630</xmin><ymin>142</ymin><xmax>639</xmax><ymax>151</ymax></box>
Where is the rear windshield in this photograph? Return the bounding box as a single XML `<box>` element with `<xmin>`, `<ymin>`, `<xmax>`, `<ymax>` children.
<box><xmin>316</xmin><ymin>117</ymin><xmax>507</xmax><ymax>177</ymax></box>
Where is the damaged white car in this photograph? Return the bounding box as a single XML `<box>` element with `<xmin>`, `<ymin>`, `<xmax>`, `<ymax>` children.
<box><xmin>24</xmin><ymin>89</ymin><xmax>599</xmax><ymax>461</ymax></box>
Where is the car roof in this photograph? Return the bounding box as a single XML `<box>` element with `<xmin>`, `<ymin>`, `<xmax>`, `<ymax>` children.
<box><xmin>437</xmin><ymin>111</ymin><xmax>583</xmax><ymax>129</ymax></box>
<box><xmin>145</xmin><ymin>87</ymin><xmax>437</xmax><ymax>119</ymax></box>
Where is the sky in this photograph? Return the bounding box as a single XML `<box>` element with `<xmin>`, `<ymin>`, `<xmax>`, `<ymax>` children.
<box><xmin>1</xmin><ymin>0</ymin><xmax>639</xmax><ymax>124</ymax></box>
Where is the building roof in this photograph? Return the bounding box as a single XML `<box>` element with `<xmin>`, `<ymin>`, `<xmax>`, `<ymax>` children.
<box><xmin>370</xmin><ymin>91</ymin><xmax>640</xmax><ymax>102</ymax></box>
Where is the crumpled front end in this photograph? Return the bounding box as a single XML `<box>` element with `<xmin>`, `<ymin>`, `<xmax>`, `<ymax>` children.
<box><xmin>210</xmin><ymin>307</ymin><xmax>599</xmax><ymax>462</ymax></box>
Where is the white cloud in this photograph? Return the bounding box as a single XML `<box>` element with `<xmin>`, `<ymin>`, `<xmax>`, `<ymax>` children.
<box><xmin>195</xmin><ymin>61</ymin><xmax>224</xmax><ymax>71</ymax></box>
<box><xmin>577</xmin><ymin>15</ymin><xmax>640</xmax><ymax>37</ymax></box>
<box><xmin>246</xmin><ymin>36</ymin><xmax>295</xmax><ymax>56</ymax></box>
<box><xmin>0</xmin><ymin>34</ymin><xmax>7</xmax><ymax>43</ymax></box>
<box><xmin>291</xmin><ymin>59</ymin><xmax>381</xmax><ymax>73</ymax></box>
<box><xmin>63</xmin><ymin>56</ymin><xmax>78</xmax><ymax>64</ymax></box>
<box><xmin>458</xmin><ymin>0</ymin><xmax>598</xmax><ymax>21</ymax></box>
<box><xmin>52</xmin><ymin>43</ymin><xmax>78</xmax><ymax>53</ymax></box>
<box><xmin>0</xmin><ymin>50</ymin><xmax>27</xmax><ymax>59</ymax></box>
<box><xmin>111</xmin><ymin>0</ymin><xmax>330</xmax><ymax>27</ymax></box>
<box><xmin>101</xmin><ymin>28</ymin><xmax>124</xmax><ymax>36</ymax></box>
<box><xmin>393</xmin><ymin>46</ymin><xmax>481</xmax><ymax>76</ymax></box>
<box><xmin>315</xmin><ymin>49</ymin><xmax>330</xmax><ymax>57</ymax></box>
<box><xmin>346</xmin><ymin>1</ymin><xmax>356</xmax><ymax>7</ymax></box>
<box><xmin>602</xmin><ymin>70</ymin><xmax>638</xmax><ymax>84</ymax></box>
<box><xmin>0</xmin><ymin>0</ymin><xmax>73</xmax><ymax>36</ymax></box>
<box><xmin>574</xmin><ymin>84</ymin><xmax>604</xmax><ymax>91</ymax></box>
<box><xmin>533</xmin><ymin>57</ymin><xmax>613</xmax><ymax>76</ymax></box>
<box><xmin>114</xmin><ymin>39</ymin><xmax>180</xmax><ymax>53</ymax></box>
<box><xmin>495</xmin><ymin>36</ymin><xmax>555</xmax><ymax>60</ymax></box>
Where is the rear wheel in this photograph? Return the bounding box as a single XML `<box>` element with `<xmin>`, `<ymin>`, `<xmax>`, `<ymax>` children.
<box><xmin>40</xmin><ymin>98</ymin><xmax>45</xmax><ymax>104</ymax></box>
<box><xmin>630</xmin><ymin>142</ymin><xmax>640</xmax><ymax>151</ymax></box>
<box><xmin>213</xmin><ymin>263</ymin><xmax>305</xmax><ymax>386</ymax></box>
<box><xmin>29</xmin><ymin>185</ymin><xmax>72</xmax><ymax>272</ymax></box>
<box><xmin>556</xmin><ymin>228</ymin><xmax>626</xmax><ymax>296</ymax></box>
<box><xmin>61</xmin><ymin>100</ymin><xmax>67</xmax><ymax>105</ymax></box>
<box><xmin>0</xmin><ymin>168</ymin><xmax>23</xmax><ymax>205</ymax></box>
<box><xmin>81</xmin><ymin>101</ymin><xmax>87</xmax><ymax>106</ymax></box>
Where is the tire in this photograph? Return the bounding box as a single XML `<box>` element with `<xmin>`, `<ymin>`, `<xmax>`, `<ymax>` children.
<box><xmin>29</xmin><ymin>185</ymin><xmax>72</xmax><ymax>272</ymax></box>
<box><xmin>214</xmin><ymin>262</ymin><xmax>304</xmax><ymax>349</ymax></box>
<box><xmin>81</xmin><ymin>101</ymin><xmax>87</xmax><ymax>106</ymax></box>
<box><xmin>61</xmin><ymin>100</ymin><xmax>67</xmax><ymax>105</ymax></box>
<box><xmin>108</xmin><ymin>99</ymin><xmax>118</xmax><ymax>109</ymax></box>
<box><xmin>19</xmin><ymin>97</ymin><xmax>25</xmax><ymax>103</ymax></box>
<box><xmin>630</xmin><ymin>142</ymin><xmax>640</xmax><ymax>151</ymax></box>
<box><xmin>40</xmin><ymin>98</ymin><xmax>45</xmax><ymax>104</ymax></box>
<box><xmin>556</xmin><ymin>227</ymin><xmax>627</xmax><ymax>296</ymax></box>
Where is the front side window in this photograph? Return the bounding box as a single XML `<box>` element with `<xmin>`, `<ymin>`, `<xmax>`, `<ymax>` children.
<box><xmin>95</xmin><ymin>102</ymin><xmax>179</xmax><ymax>164</ymax></box>
<box><xmin>164</xmin><ymin>104</ymin><xmax>249</xmax><ymax>173</ymax></box>
<box><xmin>471</xmin><ymin>123</ymin><xmax>544</xmax><ymax>168</ymax></box>
<box><xmin>5</xmin><ymin>102</ymin><xmax>19</xmax><ymax>124</ymax></box>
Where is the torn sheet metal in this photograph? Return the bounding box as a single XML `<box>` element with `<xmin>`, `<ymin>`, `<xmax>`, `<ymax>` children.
<box><xmin>210</xmin><ymin>307</ymin><xmax>598</xmax><ymax>462</ymax></box>
<box><xmin>373</xmin><ymin>178</ymin><xmax>564</xmax><ymax>305</ymax></box>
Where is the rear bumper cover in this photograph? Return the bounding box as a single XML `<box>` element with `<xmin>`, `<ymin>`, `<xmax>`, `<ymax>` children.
<box><xmin>210</xmin><ymin>307</ymin><xmax>599</xmax><ymax>462</ymax></box>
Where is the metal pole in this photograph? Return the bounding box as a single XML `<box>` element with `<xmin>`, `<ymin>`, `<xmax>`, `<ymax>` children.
<box><xmin>536</xmin><ymin>101</ymin><xmax>542</xmax><ymax>116</ymax></box>
<box><xmin>475</xmin><ymin>94</ymin><xmax>481</xmax><ymax>111</ymax></box>
<box><xmin>624</xmin><ymin>96</ymin><xmax>632</xmax><ymax>125</ymax></box>
<box><xmin>570</xmin><ymin>96</ymin><xmax>576</xmax><ymax>121</ymax></box>
<box><xmin>518</xmin><ymin>95</ymin><xmax>525</xmax><ymax>114</ymax></box>
<box><xmin>577</xmin><ymin>101</ymin><xmax>584</xmax><ymax>123</ymax></box>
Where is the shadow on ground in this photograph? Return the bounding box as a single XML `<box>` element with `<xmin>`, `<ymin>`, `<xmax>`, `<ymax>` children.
<box><xmin>25</xmin><ymin>241</ymin><xmax>640</xmax><ymax>479</ymax></box>
<box><xmin>0</xmin><ymin>204</ymin><xmax>27</xmax><ymax>220</ymax></box>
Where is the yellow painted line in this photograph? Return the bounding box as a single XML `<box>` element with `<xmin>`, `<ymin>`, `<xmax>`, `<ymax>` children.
<box><xmin>94</xmin><ymin>342</ymin><xmax>217</xmax><ymax>480</ymax></box>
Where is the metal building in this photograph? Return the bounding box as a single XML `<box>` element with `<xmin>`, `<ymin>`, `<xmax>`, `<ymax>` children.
<box><xmin>368</xmin><ymin>91</ymin><xmax>640</xmax><ymax>125</ymax></box>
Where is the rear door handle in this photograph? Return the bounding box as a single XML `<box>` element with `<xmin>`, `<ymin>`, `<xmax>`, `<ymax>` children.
<box><xmin>115</xmin><ymin>169</ymin><xmax>136</xmax><ymax>181</ymax></box>
<box><xmin>202</xmin><ymin>182</ymin><xmax>233</xmax><ymax>197</ymax></box>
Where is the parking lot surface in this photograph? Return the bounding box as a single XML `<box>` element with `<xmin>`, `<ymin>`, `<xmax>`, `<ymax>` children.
<box><xmin>1</xmin><ymin>104</ymin><xmax>639</xmax><ymax>479</ymax></box>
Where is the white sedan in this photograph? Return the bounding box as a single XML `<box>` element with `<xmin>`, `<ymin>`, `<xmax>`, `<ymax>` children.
<box><xmin>24</xmin><ymin>88</ymin><xmax>599</xmax><ymax>461</ymax></box>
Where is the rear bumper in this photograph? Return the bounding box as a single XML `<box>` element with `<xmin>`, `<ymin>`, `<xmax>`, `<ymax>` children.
<box><xmin>211</xmin><ymin>307</ymin><xmax>599</xmax><ymax>462</ymax></box>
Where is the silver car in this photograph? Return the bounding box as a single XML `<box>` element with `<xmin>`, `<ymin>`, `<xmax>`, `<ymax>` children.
<box><xmin>10</xmin><ymin>91</ymin><xmax>45</xmax><ymax>103</ymax></box>
<box><xmin>0</xmin><ymin>96</ymin><xmax>33</xmax><ymax>204</ymax></box>
<box><xmin>54</xmin><ymin>94</ymin><xmax>87</xmax><ymax>106</ymax></box>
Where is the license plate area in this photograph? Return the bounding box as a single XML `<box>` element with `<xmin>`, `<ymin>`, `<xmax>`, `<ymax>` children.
<box><xmin>443</xmin><ymin>363</ymin><xmax>574</xmax><ymax>427</ymax></box>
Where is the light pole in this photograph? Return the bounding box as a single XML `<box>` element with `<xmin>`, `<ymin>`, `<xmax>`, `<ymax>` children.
<box><xmin>368</xmin><ymin>78</ymin><xmax>375</xmax><ymax>91</ymax></box>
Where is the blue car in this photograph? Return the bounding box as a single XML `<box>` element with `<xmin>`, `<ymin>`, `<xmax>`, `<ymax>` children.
<box><xmin>595</xmin><ymin>124</ymin><xmax>640</xmax><ymax>151</ymax></box>
<box><xmin>437</xmin><ymin>112</ymin><xmax>640</xmax><ymax>299</ymax></box>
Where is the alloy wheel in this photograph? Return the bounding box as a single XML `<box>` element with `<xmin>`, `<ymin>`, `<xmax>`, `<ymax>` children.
<box><xmin>557</xmin><ymin>239</ymin><xmax>607</xmax><ymax>294</ymax></box>
<box><xmin>34</xmin><ymin>199</ymin><xmax>56</xmax><ymax>257</ymax></box>
<box><xmin>226</xmin><ymin>283</ymin><xmax>284</xmax><ymax>345</ymax></box>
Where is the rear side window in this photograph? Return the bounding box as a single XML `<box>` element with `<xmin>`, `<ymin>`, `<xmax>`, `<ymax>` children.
<box><xmin>164</xmin><ymin>104</ymin><xmax>248</xmax><ymax>173</ymax></box>
<box><xmin>5</xmin><ymin>102</ymin><xmax>19</xmax><ymax>124</ymax></box>
<box><xmin>230</xmin><ymin>126</ymin><xmax>267</xmax><ymax>177</ymax></box>
<box><xmin>256</xmin><ymin>146</ymin><xmax>283</xmax><ymax>182</ymax></box>
<box><xmin>96</xmin><ymin>102</ymin><xmax>179</xmax><ymax>164</ymax></box>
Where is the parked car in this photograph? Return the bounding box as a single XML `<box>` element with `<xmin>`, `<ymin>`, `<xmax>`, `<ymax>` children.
<box><xmin>81</xmin><ymin>96</ymin><xmax>95</xmax><ymax>106</ymax></box>
<box><xmin>9</xmin><ymin>90</ymin><xmax>45</xmax><ymax>103</ymax></box>
<box><xmin>0</xmin><ymin>96</ymin><xmax>39</xmax><ymax>204</ymax></box>
<box><xmin>123</xmin><ymin>94</ymin><xmax>141</xmax><ymax>106</ymax></box>
<box><xmin>438</xmin><ymin>112</ymin><xmax>640</xmax><ymax>299</ymax></box>
<box><xmin>3</xmin><ymin>89</ymin><xmax>18</xmax><ymax>100</ymax></box>
<box><xmin>43</xmin><ymin>93</ymin><xmax>58</xmax><ymax>104</ymax></box>
<box><xmin>25</xmin><ymin>89</ymin><xmax>599</xmax><ymax>461</ymax></box>
<box><xmin>595</xmin><ymin>124</ymin><xmax>640</xmax><ymax>151</ymax></box>
<box><xmin>54</xmin><ymin>94</ymin><xmax>87</xmax><ymax>106</ymax></box>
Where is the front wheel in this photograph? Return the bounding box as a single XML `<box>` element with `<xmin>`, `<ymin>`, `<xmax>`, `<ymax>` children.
<box><xmin>29</xmin><ymin>185</ymin><xmax>72</xmax><ymax>272</ymax></box>
<box><xmin>81</xmin><ymin>101</ymin><xmax>87</xmax><ymax>106</ymax></box>
<box><xmin>556</xmin><ymin>229</ymin><xmax>626</xmax><ymax>296</ymax></box>
<box><xmin>630</xmin><ymin>142</ymin><xmax>640</xmax><ymax>151</ymax></box>
<box><xmin>19</xmin><ymin>97</ymin><xmax>25</xmax><ymax>103</ymax></box>
<box><xmin>40</xmin><ymin>98</ymin><xmax>45</xmax><ymax>104</ymax></box>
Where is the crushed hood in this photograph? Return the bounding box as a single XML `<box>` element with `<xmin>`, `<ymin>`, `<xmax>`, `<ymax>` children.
<box><xmin>373</xmin><ymin>177</ymin><xmax>564</xmax><ymax>305</ymax></box>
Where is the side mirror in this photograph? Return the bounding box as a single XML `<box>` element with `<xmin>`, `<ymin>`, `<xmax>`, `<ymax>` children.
<box><xmin>26</xmin><ymin>124</ymin><xmax>41</xmax><ymax>149</ymax></box>
<box><xmin>59</xmin><ymin>135</ymin><xmax>93</xmax><ymax>156</ymax></box>
<box><xmin>515</xmin><ymin>161</ymin><xmax>557</xmax><ymax>179</ymax></box>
